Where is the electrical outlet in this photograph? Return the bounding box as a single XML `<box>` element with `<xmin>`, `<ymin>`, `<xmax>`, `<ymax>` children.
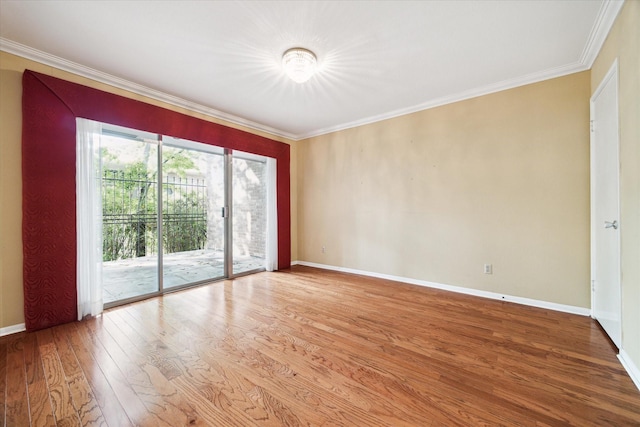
<box><xmin>322</xmin><ymin>246</ymin><xmax>325</xmax><ymax>253</ymax></box>
<box><xmin>484</xmin><ymin>264</ymin><xmax>492</xmax><ymax>274</ymax></box>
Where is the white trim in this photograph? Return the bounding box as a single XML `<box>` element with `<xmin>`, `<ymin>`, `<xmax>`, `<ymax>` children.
<box><xmin>297</xmin><ymin>62</ymin><xmax>589</xmax><ymax>140</ymax></box>
<box><xmin>590</xmin><ymin>81</ymin><xmax>596</xmax><ymax>319</ymax></box>
<box><xmin>0</xmin><ymin>323</ymin><xmax>26</xmax><ymax>337</ymax></box>
<box><xmin>1</xmin><ymin>34</ymin><xmax>585</xmax><ymax>141</ymax></box>
<box><xmin>0</xmin><ymin>38</ymin><xmax>297</xmax><ymax>141</ymax></box>
<box><xmin>294</xmin><ymin>261</ymin><xmax>590</xmax><ymax>316</ymax></box>
<box><xmin>591</xmin><ymin>58</ymin><xmax>620</xmax><ymax>100</ymax></box>
<box><xmin>579</xmin><ymin>0</ymin><xmax>625</xmax><ymax>68</ymax></box>
<box><xmin>619</xmin><ymin>349</ymin><xmax>640</xmax><ymax>392</ymax></box>
<box><xmin>590</xmin><ymin>59</ymin><xmax>622</xmax><ymax>348</ymax></box>
<box><xmin>0</xmin><ymin>1</ymin><xmax>623</xmax><ymax>142</ymax></box>
<box><xmin>296</xmin><ymin>0</ymin><xmax>624</xmax><ymax>140</ymax></box>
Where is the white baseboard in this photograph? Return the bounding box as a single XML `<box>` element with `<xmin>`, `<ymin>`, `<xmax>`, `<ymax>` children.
<box><xmin>0</xmin><ymin>323</ymin><xmax>26</xmax><ymax>337</ymax></box>
<box><xmin>619</xmin><ymin>349</ymin><xmax>640</xmax><ymax>392</ymax></box>
<box><xmin>292</xmin><ymin>261</ymin><xmax>590</xmax><ymax>316</ymax></box>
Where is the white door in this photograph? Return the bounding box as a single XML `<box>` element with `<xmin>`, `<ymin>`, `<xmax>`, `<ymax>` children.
<box><xmin>591</xmin><ymin>60</ymin><xmax>621</xmax><ymax>349</ymax></box>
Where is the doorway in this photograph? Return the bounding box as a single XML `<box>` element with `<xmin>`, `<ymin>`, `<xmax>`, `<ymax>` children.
<box><xmin>85</xmin><ymin>122</ymin><xmax>272</xmax><ymax>307</ymax></box>
<box><xmin>590</xmin><ymin>60</ymin><xmax>621</xmax><ymax>349</ymax></box>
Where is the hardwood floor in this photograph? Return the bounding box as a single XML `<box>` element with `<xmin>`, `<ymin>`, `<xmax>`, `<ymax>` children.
<box><xmin>2</xmin><ymin>265</ymin><xmax>639</xmax><ymax>426</ymax></box>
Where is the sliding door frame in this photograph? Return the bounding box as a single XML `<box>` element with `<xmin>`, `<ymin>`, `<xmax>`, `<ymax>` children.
<box><xmin>102</xmin><ymin>130</ymin><xmax>269</xmax><ymax>310</ymax></box>
<box><xmin>157</xmin><ymin>134</ymin><xmax>165</xmax><ymax>296</ymax></box>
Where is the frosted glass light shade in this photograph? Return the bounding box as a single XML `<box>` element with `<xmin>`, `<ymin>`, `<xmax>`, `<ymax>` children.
<box><xmin>282</xmin><ymin>48</ymin><xmax>317</xmax><ymax>83</ymax></box>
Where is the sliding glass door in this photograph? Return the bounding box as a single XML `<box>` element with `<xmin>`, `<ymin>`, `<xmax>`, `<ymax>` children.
<box><xmin>93</xmin><ymin>122</ymin><xmax>272</xmax><ymax>307</ymax></box>
<box><xmin>162</xmin><ymin>138</ymin><xmax>226</xmax><ymax>289</ymax></box>
<box><xmin>100</xmin><ymin>129</ymin><xmax>160</xmax><ymax>303</ymax></box>
<box><xmin>232</xmin><ymin>153</ymin><xmax>268</xmax><ymax>275</ymax></box>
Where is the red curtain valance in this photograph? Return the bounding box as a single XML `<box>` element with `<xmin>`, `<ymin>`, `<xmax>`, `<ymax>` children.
<box><xmin>22</xmin><ymin>70</ymin><xmax>290</xmax><ymax>331</ymax></box>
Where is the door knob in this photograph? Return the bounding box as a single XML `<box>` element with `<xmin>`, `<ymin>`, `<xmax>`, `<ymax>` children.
<box><xmin>604</xmin><ymin>220</ymin><xmax>618</xmax><ymax>230</ymax></box>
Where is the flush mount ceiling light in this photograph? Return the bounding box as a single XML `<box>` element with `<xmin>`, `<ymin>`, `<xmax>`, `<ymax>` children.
<box><xmin>282</xmin><ymin>47</ymin><xmax>317</xmax><ymax>83</ymax></box>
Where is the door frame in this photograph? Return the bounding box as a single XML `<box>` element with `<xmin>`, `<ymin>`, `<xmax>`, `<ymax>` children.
<box><xmin>589</xmin><ymin>58</ymin><xmax>622</xmax><ymax>347</ymax></box>
<box><xmin>100</xmin><ymin>124</ymin><xmax>273</xmax><ymax>309</ymax></box>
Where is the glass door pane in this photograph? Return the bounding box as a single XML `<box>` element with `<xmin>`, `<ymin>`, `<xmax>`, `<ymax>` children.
<box><xmin>98</xmin><ymin>124</ymin><xmax>275</xmax><ymax>306</ymax></box>
<box><xmin>101</xmin><ymin>129</ymin><xmax>159</xmax><ymax>304</ymax></box>
<box><xmin>162</xmin><ymin>139</ymin><xmax>226</xmax><ymax>289</ymax></box>
<box><xmin>232</xmin><ymin>153</ymin><xmax>267</xmax><ymax>274</ymax></box>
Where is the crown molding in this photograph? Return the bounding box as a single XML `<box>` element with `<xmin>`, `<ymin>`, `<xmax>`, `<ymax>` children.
<box><xmin>297</xmin><ymin>61</ymin><xmax>589</xmax><ymax>140</ymax></box>
<box><xmin>0</xmin><ymin>38</ymin><xmax>297</xmax><ymax>141</ymax></box>
<box><xmin>294</xmin><ymin>0</ymin><xmax>625</xmax><ymax>141</ymax></box>
<box><xmin>579</xmin><ymin>0</ymin><xmax>625</xmax><ymax>67</ymax></box>
<box><xmin>0</xmin><ymin>0</ymin><xmax>623</xmax><ymax>141</ymax></box>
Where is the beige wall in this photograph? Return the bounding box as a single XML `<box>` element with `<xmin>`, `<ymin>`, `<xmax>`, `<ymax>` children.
<box><xmin>1</xmin><ymin>4</ymin><xmax>635</xmax><ymax>361</ymax></box>
<box><xmin>0</xmin><ymin>51</ymin><xmax>297</xmax><ymax>330</ymax></box>
<box><xmin>0</xmin><ymin>56</ymin><xmax>23</xmax><ymax>330</ymax></box>
<box><xmin>298</xmin><ymin>71</ymin><xmax>591</xmax><ymax>308</ymax></box>
<box><xmin>591</xmin><ymin>1</ymin><xmax>640</xmax><ymax>374</ymax></box>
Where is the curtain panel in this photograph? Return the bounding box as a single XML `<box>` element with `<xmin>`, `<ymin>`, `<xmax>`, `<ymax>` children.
<box><xmin>76</xmin><ymin>118</ymin><xmax>104</xmax><ymax>320</ymax></box>
<box><xmin>22</xmin><ymin>70</ymin><xmax>291</xmax><ymax>332</ymax></box>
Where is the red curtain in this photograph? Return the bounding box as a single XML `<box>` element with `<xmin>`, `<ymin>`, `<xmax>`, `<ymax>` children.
<box><xmin>22</xmin><ymin>70</ymin><xmax>291</xmax><ymax>331</ymax></box>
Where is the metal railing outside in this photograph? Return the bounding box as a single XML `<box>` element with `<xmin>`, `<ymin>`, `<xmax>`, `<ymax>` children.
<box><xmin>102</xmin><ymin>170</ymin><xmax>207</xmax><ymax>261</ymax></box>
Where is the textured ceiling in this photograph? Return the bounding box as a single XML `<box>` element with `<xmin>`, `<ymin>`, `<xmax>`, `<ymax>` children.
<box><xmin>0</xmin><ymin>1</ymin><xmax>623</xmax><ymax>139</ymax></box>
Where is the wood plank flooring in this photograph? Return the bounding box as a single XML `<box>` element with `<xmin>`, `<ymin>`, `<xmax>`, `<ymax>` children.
<box><xmin>2</xmin><ymin>265</ymin><xmax>639</xmax><ymax>426</ymax></box>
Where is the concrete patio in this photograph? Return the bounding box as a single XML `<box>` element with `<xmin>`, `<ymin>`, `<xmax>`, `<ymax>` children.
<box><xmin>103</xmin><ymin>249</ymin><xmax>264</xmax><ymax>303</ymax></box>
